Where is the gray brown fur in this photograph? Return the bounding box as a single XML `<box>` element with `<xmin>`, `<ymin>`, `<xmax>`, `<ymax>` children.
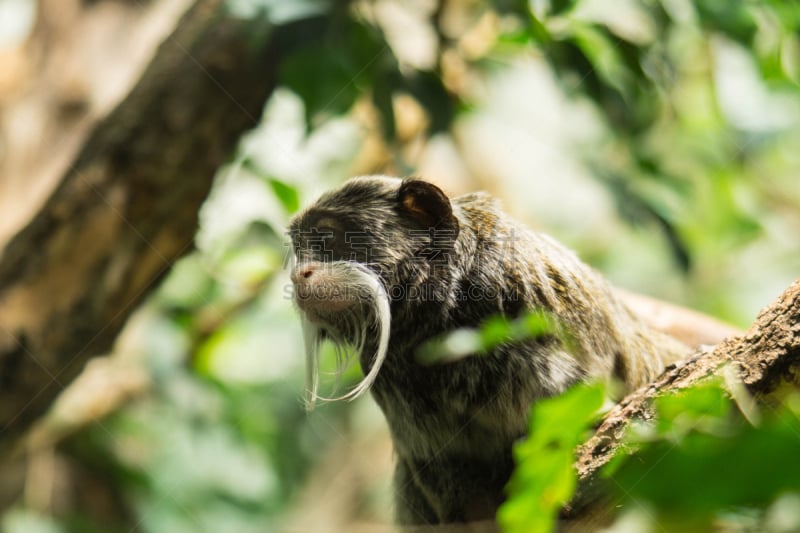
<box><xmin>288</xmin><ymin>176</ymin><xmax>688</xmax><ymax>525</ymax></box>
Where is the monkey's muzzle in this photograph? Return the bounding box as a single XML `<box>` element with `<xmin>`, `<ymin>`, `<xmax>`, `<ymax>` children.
<box><xmin>290</xmin><ymin>259</ymin><xmax>392</xmax><ymax>405</ymax></box>
<box><xmin>291</xmin><ymin>261</ymin><xmax>363</xmax><ymax>318</ymax></box>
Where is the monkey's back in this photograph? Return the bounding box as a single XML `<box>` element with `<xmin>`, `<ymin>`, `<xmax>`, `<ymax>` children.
<box><xmin>379</xmin><ymin>191</ymin><xmax>689</xmax><ymax>523</ymax></box>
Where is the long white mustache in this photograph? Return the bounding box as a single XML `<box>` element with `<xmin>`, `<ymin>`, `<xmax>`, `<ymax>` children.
<box><xmin>298</xmin><ymin>262</ymin><xmax>391</xmax><ymax>409</ymax></box>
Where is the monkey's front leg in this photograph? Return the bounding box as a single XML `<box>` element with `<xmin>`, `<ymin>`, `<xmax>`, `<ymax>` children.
<box><xmin>395</xmin><ymin>454</ymin><xmax>509</xmax><ymax>527</ymax></box>
<box><xmin>394</xmin><ymin>457</ymin><xmax>439</xmax><ymax>525</ymax></box>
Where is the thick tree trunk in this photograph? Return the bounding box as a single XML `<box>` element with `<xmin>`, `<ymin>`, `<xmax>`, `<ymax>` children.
<box><xmin>0</xmin><ymin>0</ymin><xmax>290</xmax><ymax>510</ymax></box>
<box><xmin>0</xmin><ymin>0</ymin><xmax>277</xmax><ymax>447</ymax></box>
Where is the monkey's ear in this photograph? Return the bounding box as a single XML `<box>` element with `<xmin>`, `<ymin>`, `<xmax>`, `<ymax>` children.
<box><xmin>398</xmin><ymin>179</ymin><xmax>459</xmax><ymax>237</ymax></box>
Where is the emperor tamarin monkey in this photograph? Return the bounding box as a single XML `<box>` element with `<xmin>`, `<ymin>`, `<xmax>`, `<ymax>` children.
<box><xmin>288</xmin><ymin>176</ymin><xmax>689</xmax><ymax>525</ymax></box>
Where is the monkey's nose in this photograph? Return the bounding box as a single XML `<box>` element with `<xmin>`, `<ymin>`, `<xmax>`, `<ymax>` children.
<box><xmin>291</xmin><ymin>262</ymin><xmax>318</xmax><ymax>284</ymax></box>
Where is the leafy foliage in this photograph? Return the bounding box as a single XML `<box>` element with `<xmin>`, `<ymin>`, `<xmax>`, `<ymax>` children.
<box><xmin>499</xmin><ymin>383</ymin><xmax>606</xmax><ymax>533</ymax></box>
<box><xmin>279</xmin><ymin>16</ymin><xmax>390</xmax><ymax>129</ymax></box>
<box><xmin>496</xmin><ymin>378</ymin><xmax>800</xmax><ymax>532</ymax></box>
<box><xmin>606</xmin><ymin>381</ymin><xmax>800</xmax><ymax>531</ymax></box>
<box><xmin>486</xmin><ymin>0</ymin><xmax>799</xmax><ymax>274</ymax></box>
<box><xmin>416</xmin><ymin>309</ymin><xmax>562</xmax><ymax>364</ymax></box>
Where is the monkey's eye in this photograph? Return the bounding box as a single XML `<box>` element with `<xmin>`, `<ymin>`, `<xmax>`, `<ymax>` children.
<box><xmin>303</xmin><ymin>226</ymin><xmax>339</xmax><ymax>261</ymax></box>
<box><xmin>315</xmin><ymin>226</ymin><xmax>338</xmax><ymax>247</ymax></box>
<box><xmin>315</xmin><ymin>226</ymin><xmax>336</xmax><ymax>238</ymax></box>
<box><xmin>299</xmin><ymin>216</ymin><xmax>371</xmax><ymax>262</ymax></box>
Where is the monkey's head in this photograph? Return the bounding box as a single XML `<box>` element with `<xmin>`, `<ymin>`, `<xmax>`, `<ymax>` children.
<box><xmin>288</xmin><ymin>176</ymin><xmax>460</xmax><ymax>407</ymax></box>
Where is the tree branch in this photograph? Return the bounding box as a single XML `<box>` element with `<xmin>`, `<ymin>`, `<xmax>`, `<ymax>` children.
<box><xmin>569</xmin><ymin>277</ymin><xmax>800</xmax><ymax>520</ymax></box>
<box><xmin>0</xmin><ymin>0</ymin><xmax>279</xmax><ymax>450</ymax></box>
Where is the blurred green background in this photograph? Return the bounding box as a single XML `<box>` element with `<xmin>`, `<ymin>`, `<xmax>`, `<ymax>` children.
<box><xmin>1</xmin><ymin>0</ymin><xmax>799</xmax><ymax>531</ymax></box>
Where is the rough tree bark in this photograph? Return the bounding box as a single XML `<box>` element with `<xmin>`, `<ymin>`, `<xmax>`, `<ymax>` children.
<box><xmin>565</xmin><ymin>277</ymin><xmax>800</xmax><ymax>527</ymax></box>
<box><xmin>0</xmin><ymin>0</ymin><xmax>278</xmax><ymax>448</ymax></box>
<box><xmin>0</xmin><ymin>0</ymin><xmax>302</xmax><ymax>512</ymax></box>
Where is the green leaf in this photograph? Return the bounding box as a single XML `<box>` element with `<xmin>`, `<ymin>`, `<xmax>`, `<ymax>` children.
<box><xmin>550</xmin><ymin>0</ymin><xmax>577</xmax><ymax>16</ymax></box>
<box><xmin>569</xmin><ymin>22</ymin><xmax>634</xmax><ymax>102</ymax></box>
<box><xmin>594</xmin><ymin>165</ymin><xmax>693</xmax><ymax>271</ymax></box>
<box><xmin>694</xmin><ymin>0</ymin><xmax>757</xmax><ymax>45</ymax></box>
<box><xmin>499</xmin><ymin>383</ymin><xmax>606</xmax><ymax>533</ymax></box>
<box><xmin>279</xmin><ymin>46</ymin><xmax>361</xmax><ymax>127</ymax></box>
<box><xmin>238</xmin><ymin>159</ymin><xmax>300</xmax><ymax>215</ymax></box>
<box><xmin>415</xmin><ymin>328</ymin><xmax>484</xmax><ymax>365</ymax></box>
<box><xmin>371</xmin><ymin>71</ymin><xmax>397</xmax><ymax>141</ymax></box>
<box><xmin>607</xmin><ymin>384</ymin><xmax>800</xmax><ymax>528</ymax></box>
<box><xmin>525</xmin><ymin>382</ymin><xmax>606</xmax><ymax>446</ymax></box>
<box><xmin>653</xmin><ymin>380</ymin><xmax>731</xmax><ymax>436</ymax></box>
<box><xmin>416</xmin><ymin>309</ymin><xmax>560</xmax><ymax>364</ymax></box>
<box><xmin>279</xmin><ymin>19</ymin><xmax>389</xmax><ymax>129</ymax></box>
<box><xmin>479</xmin><ymin>315</ymin><xmax>515</xmax><ymax>347</ymax></box>
<box><xmin>267</xmin><ymin>178</ymin><xmax>300</xmax><ymax>214</ymax></box>
<box><xmin>612</xmin><ymin>413</ymin><xmax>800</xmax><ymax>522</ymax></box>
<box><xmin>400</xmin><ymin>70</ymin><xmax>457</xmax><ymax>134</ymax></box>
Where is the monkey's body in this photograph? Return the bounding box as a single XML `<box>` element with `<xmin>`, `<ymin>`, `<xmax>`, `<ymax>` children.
<box><xmin>289</xmin><ymin>177</ymin><xmax>688</xmax><ymax>525</ymax></box>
